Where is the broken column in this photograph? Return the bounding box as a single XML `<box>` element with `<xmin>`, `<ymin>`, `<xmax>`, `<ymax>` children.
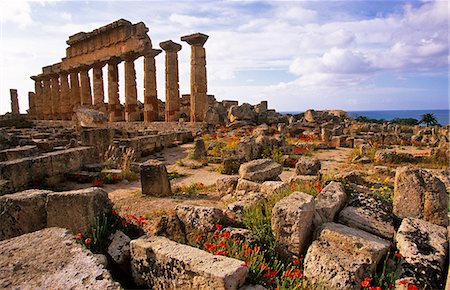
<box><xmin>160</xmin><ymin>40</ymin><xmax>182</xmax><ymax>122</ymax></box>
<box><xmin>69</xmin><ymin>70</ymin><xmax>81</xmax><ymax>114</ymax></box>
<box><xmin>143</xmin><ymin>49</ymin><xmax>161</xmax><ymax>122</ymax></box>
<box><xmin>59</xmin><ymin>72</ymin><xmax>70</xmax><ymax>120</ymax></box>
<box><xmin>92</xmin><ymin>63</ymin><xmax>106</xmax><ymax>113</ymax></box>
<box><xmin>50</xmin><ymin>64</ymin><xmax>62</xmax><ymax>120</ymax></box>
<box><xmin>31</xmin><ymin>76</ymin><xmax>43</xmax><ymax>119</ymax></box>
<box><xmin>181</xmin><ymin>33</ymin><xmax>209</xmax><ymax>122</ymax></box>
<box><xmin>124</xmin><ymin>56</ymin><xmax>139</xmax><ymax>122</ymax></box>
<box><xmin>9</xmin><ymin>89</ymin><xmax>19</xmax><ymax>115</ymax></box>
<box><xmin>79</xmin><ymin>66</ymin><xmax>92</xmax><ymax>106</ymax></box>
<box><xmin>28</xmin><ymin>92</ymin><xmax>36</xmax><ymax>118</ymax></box>
<box><xmin>107</xmin><ymin>59</ymin><xmax>123</xmax><ymax>122</ymax></box>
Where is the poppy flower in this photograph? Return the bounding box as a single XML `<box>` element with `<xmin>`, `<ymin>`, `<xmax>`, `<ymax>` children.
<box><xmin>75</xmin><ymin>233</ymin><xmax>82</xmax><ymax>239</ymax></box>
<box><xmin>361</xmin><ymin>278</ymin><xmax>371</xmax><ymax>287</ymax></box>
<box><xmin>398</xmin><ymin>280</ymin><xmax>409</xmax><ymax>285</ymax></box>
<box><xmin>394</xmin><ymin>252</ymin><xmax>403</xmax><ymax>258</ymax></box>
<box><xmin>407</xmin><ymin>285</ymin><xmax>418</xmax><ymax>290</ymax></box>
<box><xmin>84</xmin><ymin>238</ymin><xmax>91</xmax><ymax>245</ymax></box>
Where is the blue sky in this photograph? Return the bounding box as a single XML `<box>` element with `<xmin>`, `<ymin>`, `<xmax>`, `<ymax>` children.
<box><xmin>0</xmin><ymin>0</ymin><xmax>448</xmax><ymax>114</ymax></box>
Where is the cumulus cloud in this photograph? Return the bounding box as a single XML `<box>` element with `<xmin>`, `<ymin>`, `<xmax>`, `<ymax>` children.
<box><xmin>0</xmin><ymin>1</ymin><xmax>32</xmax><ymax>28</ymax></box>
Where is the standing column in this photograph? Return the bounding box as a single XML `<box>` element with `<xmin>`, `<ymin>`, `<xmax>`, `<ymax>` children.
<box><xmin>181</xmin><ymin>33</ymin><xmax>209</xmax><ymax>122</ymax></box>
<box><xmin>69</xmin><ymin>71</ymin><xmax>81</xmax><ymax>114</ymax></box>
<box><xmin>79</xmin><ymin>67</ymin><xmax>92</xmax><ymax>106</ymax></box>
<box><xmin>124</xmin><ymin>56</ymin><xmax>139</xmax><ymax>122</ymax></box>
<box><xmin>50</xmin><ymin>76</ymin><xmax>61</xmax><ymax>119</ymax></box>
<box><xmin>59</xmin><ymin>72</ymin><xmax>70</xmax><ymax>120</ymax></box>
<box><xmin>107</xmin><ymin>60</ymin><xmax>123</xmax><ymax>122</ymax></box>
<box><xmin>160</xmin><ymin>40</ymin><xmax>182</xmax><ymax>122</ymax></box>
<box><xmin>10</xmin><ymin>89</ymin><xmax>19</xmax><ymax>114</ymax></box>
<box><xmin>31</xmin><ymin>77</ymin><xmax>43</xmax><ymax>119</ymax></box>
<box><xmin>143</xmin><ymin>49</ymin><xmax>162</xmax><ymax>122</ymax></box>
<box><xmin>92</xmin><ymin>63</ymin><xmax>106</xmax><ymax>113</ymax></box>
<box><xmin>42</xmin><ymin>77</ymin><xmax>52</xmax><ymax>120</ymax></box>
<box><xmin>28</xmin><ymin>92</ymin><xmax>36</xmax><ymax>118</ymax></box>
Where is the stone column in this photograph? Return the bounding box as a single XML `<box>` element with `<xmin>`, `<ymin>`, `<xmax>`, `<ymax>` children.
<box><xmin>10</xmin><ymin>89</ymin><xmax>19</xmax><ymax>114</ymax></box>
<box><xmin>32</xmin><ymin>78</ymin><xmax>43</xmax><ymax>119</ymax></box>
<box><xmin>143</xmin><ymin>49</ymin><xmax>162</xmax><ymax>122</ymax></box>
<box><xmin>79</xmin><ymin>67</ymin><xmax>92</xmax><ymax>106</ymax></box>
<box><xmin>59</xmin><ymin>72</ymin><xmax>70</xmax><ymax>120</ymax></box>
<box><xmin>92</xmin><ymin>64</ymin><xmax>106</xmax><ymax>113</ymax></box>
<box><xmin>70</xmin><ymin>71</ymin><xmax>81</xmax><ymax>114</ymax></box>
<box><xmin>42</xmin><ymin>77</ymin><xmax>52</xmax><ymax>120</ymax></box>
<box><xmin>181</xmin><ymin>33</ymin><xmax>209</xmax><ymax>122</ymax></box>
<box><xmin>124</xmin><ymin>57</ymin><xmax>139</xmax><ymax>122</ymax></box>
<box><xmin>160</xmin><ymin>40</ymin><xmax>182</xmax><ymax>122</ymax></box>
<box><xmin>50</xmin><ymin>76</ymin><xmax>61</xmax><ymax>119</ymax></box>
<box><xmin>28</xmin><ymin>92</ymin><xmax>36</xmax><ymax>118</ymax></box>
<box><xmin>107</xmin><ymin>60</ymin><xmax>123</xmax><ymax>122</ymax></box>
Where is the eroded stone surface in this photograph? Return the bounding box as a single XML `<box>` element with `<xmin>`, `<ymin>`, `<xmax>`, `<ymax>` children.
<box><xmin>216</xmin><ymin>176</ymin><xmax>239</xmax><ymax>197</ymax></box>
<box><xmin>140</xmin><ymin>159</ymin><xmax>172</xmax><ymax>196</ymax></box>
<box><xmin>131</xmin><ymin>235</ymin><xmax>248</xmax><ymax>289</ymax></box>
<box><xmin>394</xmin><ymin>167</ymin><xmax>448</xmax><ymax>226</ymax></box>
<box><xmin>304</xmin><ymin>223</ymin><xmax>391</xmax><ymax>290</ymax></box>
<box><xmin>313</xmin><ymin>181</ymin><xmax>346</xmax><ymax>227</ymax></box>
<box><xmin>271</xmin><ymin>192</ymin><xmax>315</xmax><ymax>257</ymax></box>
<box><xmin>295</xmin><ymin>156</ymin><xmax>321</xmax><ymax>176</ymax></box>
<box><xmin>0</xmin><ymin>227</ymin><xmax>120</xmax><ymax>289</ymax></box>
<box><xmin>396</xmin><ymin>217</ymin><xmax>448</xmax><ymax>289</ymax></box>
<box><xmin>338</xmin><ymin>192</ymin><xmax>394</xmax><ymax>239</ymax></box>
<box><xmin>107</xmin><ymin>230</ymin><xmax>131</xmax><ymax>266</ymax></box>
<box><xmin>239</xmin><ymin>159</ymin><xmax>282</xmax><ymax>183</ymax></box>
<box><xmin>235</xmin><ymin>178</ymin><xmax>261</xmax><ymax>194</ymax></box>
<box><xmin>261</xmin><ymin>181</ymin><xmax>288</xmax><ymax>196</ymax></box>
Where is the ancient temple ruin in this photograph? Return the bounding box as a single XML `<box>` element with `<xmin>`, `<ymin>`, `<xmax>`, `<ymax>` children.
<box><xmin>29</xmin><ymin>19</ymin><xmax>209</xmax><ymax>123</ymax></box>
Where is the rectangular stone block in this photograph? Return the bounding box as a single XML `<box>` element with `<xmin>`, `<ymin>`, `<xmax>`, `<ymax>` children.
<box><xmin>0</xmin><ymin>145</ymin><xmax>38</xmax><ymax>161</ymax></box>
<box><xmin>0</xmin><ymin>189</ymin><xmax>50</xmax><ymax>241</ymax></box>
<box><xmin>46</xmin><ymin>187</ymin><xmax>111</xmax><ymax>234</ymax></box>
<box><xmin>0</xmin><ymin>158</ymin><xmax>32</xmax><ymax>191</ymax></box>
<box><xmin>130</xmin><ymin>236</ymin><xmax>248</xmax><ymax>289</ymax></box>
<box><xmin>140</xmin><ymin>160</ymin><xmax>171</xmax><ymax>197</ymax></box>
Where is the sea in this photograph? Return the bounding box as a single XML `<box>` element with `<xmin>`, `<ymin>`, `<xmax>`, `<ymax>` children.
<box><xmin>281</xmin><ymin>109</ymin><xmax>450</xmax><ymax>126</ymax></box>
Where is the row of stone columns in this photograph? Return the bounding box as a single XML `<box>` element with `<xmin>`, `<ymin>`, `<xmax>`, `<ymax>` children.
<box><xmin>29</xmin><ymin>32</ymin><xmax>209</xmax><ymax>123</ymax></box>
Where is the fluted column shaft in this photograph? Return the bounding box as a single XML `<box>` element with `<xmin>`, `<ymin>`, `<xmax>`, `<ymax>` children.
<box><xmin>10</xmin><ymin>89</ymin><xmax>19</xmax><ymax>114</ymax></box>
<box><xmin>79</xmin><ymin>68</ymin><xmax>92</xmax><ymax>106</ymax></box>
<box><xmin>42</xmin><ymin>78</ymin><xmax>52</xmax><ymax>120</ymax></box>
<box><xmin>70</xmin><ymin>71</ymin><xmax>80</xmax><ymax>113</ymax></box>
<box><xmin>50</xmin><ymin>76</ymin><xmax>61</xmax><ymax>119</ymax></box>
<box><xmin>59</xmin><ymin>73</ymin><xmax>70</xmax><ymax>120</ymax></box>
<box><xmin>107</xmin><ymin>61</ymin><xmax>123</xmax><ymax>122</ymax></box>
<box><xmin>144</xmin><ymin>49</ymin><xmax>161</xmax><ymax>122</ymax></box>
<box><xmin>33</xmin><ymin>79</ymin><xmax>43</xmax><ymax>119</ymax></box>
<box><xmin>160</xmin><ymin>41</ymin><xmax>181</xmax><ymax>122</ymax></box>
<box><xmin>93</xmin><ymin>65</ymin><xmax>105</xmax><ymax>112</ymax></box>
<box><xmin>124</xmin><ymin>59</ymin><xmax>139</xmax><ymax>122</ymax></box>
<box><xmin>181</xmin><ymin>33</ymin><xmax>209</xmax><ymax>122</ymax></box>
<box><xmin>28</xmin><ymin>92</ymin><xmax>36</xmax><ymax>118</ymax></box>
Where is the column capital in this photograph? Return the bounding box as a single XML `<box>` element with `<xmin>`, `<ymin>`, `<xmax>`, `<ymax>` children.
<box><xmin>159</xmin><ymin>40</ymin><xmax>182</xmax><ymax>52</ymax></box>
<box><xmin>144</xmin><ymin>48</ymin><xmax>162</xmax><ymax>58</ymax></box>
<box><xmin>107</xmin><ymin>56</ymin><xmax>122</xmax><ymax>66</ymax></box>
<box><xmin>181</xmin><ymin>32</ymin><xmax>208</xmax><ymax>46</ymax></box>
<box><xmin>92</xmin><ymin>61</ymin><xmax>107</xmax><ymax>69</ymax></box>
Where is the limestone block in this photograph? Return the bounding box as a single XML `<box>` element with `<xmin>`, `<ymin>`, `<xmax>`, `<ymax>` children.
<box><xmin>271</xmin><ymin>192</ymin><xmax>315</xmax><ymax>257</ymax></box>
<box><xmin>175</xmin><ymin>205</ymin><xmax>226</xmax><ymax>243</ymax></box>
<box><xmin>396</xmin><ymin>218</ymin><xmax>448</xmax><ymax>289</ymax></box>
<box><xmin>46</xmin><ymin>187</ymin><xmax>112</xmax><ymax>233</ymax></box>
<box><xmin>336</xmin><ymin>170</ymin><xmax>368</xmax><ymax>186</ymax></box>
<box><xmin>261</xmin><ymin>181</ymin><xmax>288</xmax><ymax>196</ymax></box>
<box><xmin>0</xmin><ymin>189</ymin><xmax>50</xmax><ymax>241</ymax></box>
<box><xmin>130</xmin><ymin>236</ymin><xmax>248</xmax><ymax>289</ymax></box>
<box><xmin>338</xmin><ymin>192</ymin><xmax>394</xmax><ymax>239</ymax></box>
<box><xmin>0</xmin><ymin>179</ymin><xmax>12</xmax><ymax>196</ymax></box>
<box><xmin>313</xmin><ymin>181</ymin><xmax>346</xmax><ymax>227</ymax></box>
<box><xmin>235</xmin><ymin>178</ymin><xmax>261</xmax><ymax>194</ymax></box>
<box><xmin>295</xmin><ymin>156</ymin><xmax>321</xmax><ymax>176</ymax></box>
<box><xmin>0</xmin><ymin>145</ymin><xmax>37</xmax><ymax>161</ymax></box>
<box><xmin>107</xmin><ymin>230</ymin><xmax>131</xmax><ymax>266</ymax></box>
<box><xmin>394</xmin><ymin>167</ymin><xmax>448</xmax><ymax>226</ymax></box>
<box><xmin>228</xmin><ymin>193</ymin><xmax>266</xmax><ymax>214</ymax></box>
<box><xmin>216</xmin><ymin>176</ymin><xmax>239</xmax><ymax>197</ymax></box>
<box><xmin>304</xmin><ymin>223</ymin><xmax>391</xmax><ymax>289</ymax></box>
<box><xmin>0</xmin><ymin>159</ymin><xmax>31</xmax><ymax>191</ymax></box>
<box><xmin>288</xmin><ymin>174</ymin><xmax>319</xmax><ymax>185</ymax></box>
<box><xmin>222</xmin><ymin>156</ymin><xmax>244</xmax><ymax>175</ymax></box>
<box><xmin>140</xmin><ymin>160</ymin><xmax>172</xmax><ymax>196</ymax></box>
<box><xmin>192</xmin><ymin>138</ymin><xmax>207</xmax><ymax>160</ymax></box>
<box><xmin>0</xmin><ymin>227</ymin><xmax>120</xmax><ymax>289</ymax></box>
<box><xmin>29</xmin><ymin>154</ymin><xmax>53</xmax><ymax>180</ymax></box>
<box><xmin>239</xmin><ymin>159</ymin><xmax>282</xmax><ymax>183</ymax></box>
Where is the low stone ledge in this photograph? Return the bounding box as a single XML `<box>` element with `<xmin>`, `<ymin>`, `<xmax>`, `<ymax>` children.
<box><xmin>130</xmin><ymin>235</ymin><xmax>248</xmax><ymax>289</ymax></box>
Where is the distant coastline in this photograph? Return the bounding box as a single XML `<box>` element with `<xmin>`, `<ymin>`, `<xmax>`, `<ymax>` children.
<box><xmin>280</xmin><ymin>109</ymin><xmax>450</xmax><ymax>126</ymax></box>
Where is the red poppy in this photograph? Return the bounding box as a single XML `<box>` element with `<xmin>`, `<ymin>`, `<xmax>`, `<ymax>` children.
<box><xmin>407</xmin><ymin>285</ymin><xmax>418</xmax><ymax>290</ymax></box>
<box><xmin>219</xmin><ymin>241</ymin><xmax>226</xmax><ymax>248</ymax></box>
<box><xmin>84</xmin><ymin>238</ymin><xmax>91</xmax><ymax>245</ymax></box>
<box><xmin>75</xmin><ymin>233</ymin><xmax>82</xmax><ymax>239</ymax></box>
<box><xmin>112</xmin><ymin>209</ymin><xmax>118</xmax><ymax>215</ymax></box>
<box><xmin>242</xmin><ymin>260</ymin><xmax>248</xmax><ymax>267</ymax></box>
<box><xmin>293</xmin><ymin>258</ymin><xmax>300</xmax><ymax>265</ymax></box>
<box><xmin>394</xmin><ymin>252</ymin><xmax>403</xmax><ymax>258</ymax></box>
<box><xmin>221</xmin><ymin>231</ymin><xmax>231</xmax><ymax>239</ymax></box>
<box><xmin>204</xmin><ymin>243</ymin><xmax>217</xmax><ymax>251</ymax></box>
<box><xmin>398</xmin><ymin>280</ymin><xmax>409</xmax><ymax>285</ymax></box>
<box><xmin>216</xmin><ymin>224</ymin><xmax>223</xmax><ymax>231</ymax></box>
<box><xmin>361</xmin><ymin>278</ymin><xmax>371</xmax><ymax>287</ymax></box>
<box><xmin>196</xmin><ymin>235</ymin><xmax>202</xmax><ymax>242</ymax></box>
<box><xmin>369</xmin><ymin>287</ymin><xmax>381</xmax><ymax>290</ymax></box>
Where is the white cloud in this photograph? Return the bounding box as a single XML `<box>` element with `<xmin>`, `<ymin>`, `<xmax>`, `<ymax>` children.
<box><xmin>0</xmin><ymin>1</ymin><xmax>32</xmax><ymax>28</ymax></box>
